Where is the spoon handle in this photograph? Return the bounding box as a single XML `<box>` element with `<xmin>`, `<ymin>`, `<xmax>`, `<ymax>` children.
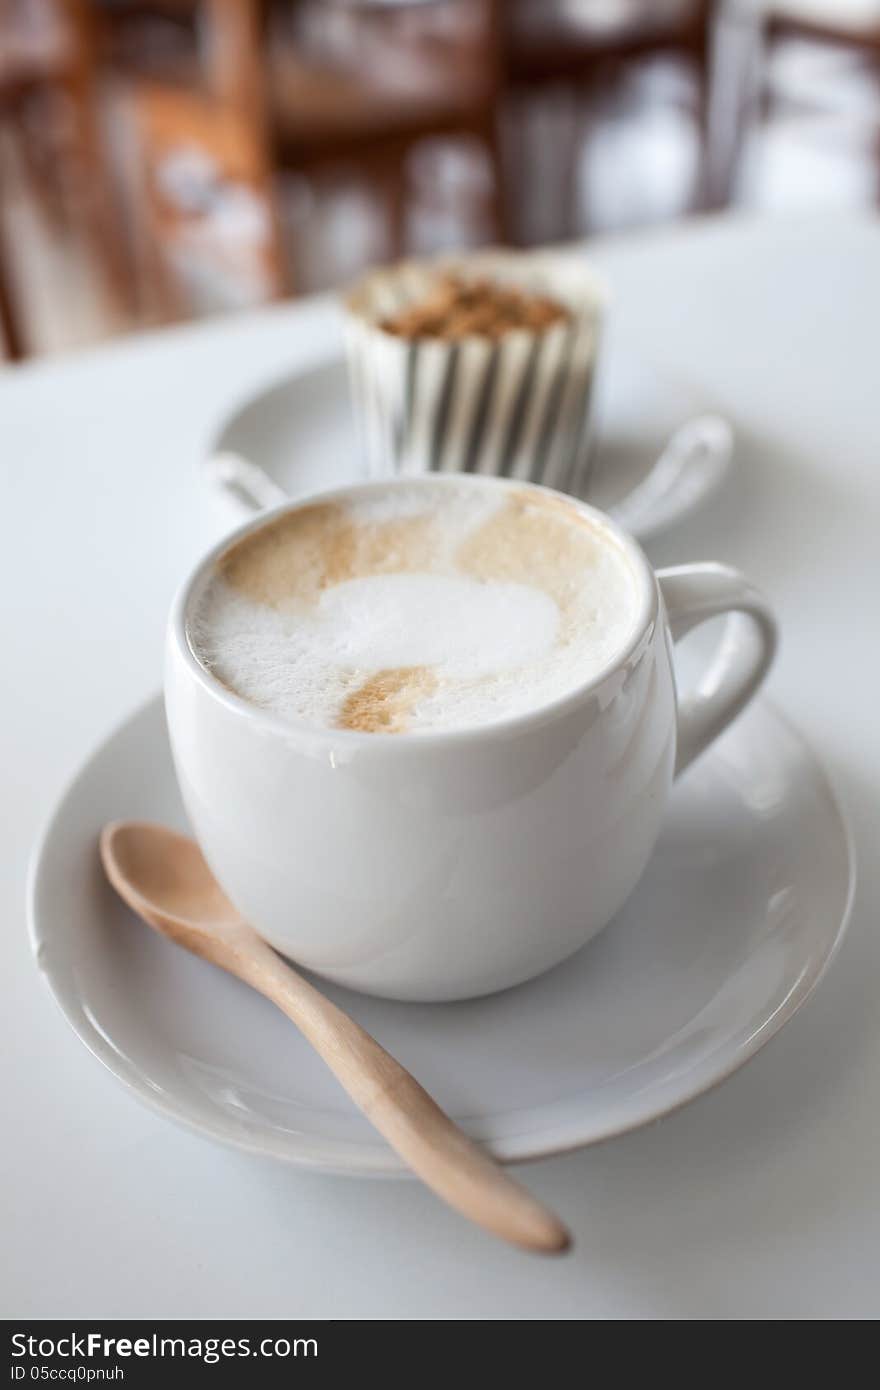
<box><xmin>239</xmin><ymin>944</ymin><xmax>570</xmax><ymax>1254</ymax></box>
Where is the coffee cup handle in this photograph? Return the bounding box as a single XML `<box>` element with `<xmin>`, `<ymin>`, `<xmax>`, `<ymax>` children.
<box><xmin>657</xmin><ymin>564</ymin><xmax>777</xmax><ymax>777</ymax></box>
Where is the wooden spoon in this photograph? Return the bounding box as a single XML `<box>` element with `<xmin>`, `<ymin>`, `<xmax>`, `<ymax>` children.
<box><xmin>100</xmin><ymin>821</ymin><xmax>571</xmax><ymax>1255</ymax></box>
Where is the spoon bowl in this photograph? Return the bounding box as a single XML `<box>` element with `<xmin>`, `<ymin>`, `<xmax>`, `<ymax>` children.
<box><xmin>103</xmin><ymin>821</ymin><xmax>243</xmax><ymax>934</ymax></box>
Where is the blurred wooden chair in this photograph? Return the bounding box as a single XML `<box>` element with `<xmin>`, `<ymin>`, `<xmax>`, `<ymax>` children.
<box><xmin>113</xmin><ymin>0</ymin><xmax>287</xmax><ymax>316</ymax></box>
<box><xmin>125</xmin><ymin>79</ymin><xmax>287</xmax><ymax>318</ymax></box>
<box><xmin>504</xmin><ymin>0</ymin><xmax>723</xmax><ymax>229</ymax></box>
<box><xmin>0</xmin><ymin>232</ymin><xmax>25</xmax><ymax>359</ymax></box>
<box><xmin>0</xmin><ymin>0</ymin><xmax>132</xmax><ymax>357</ymax></box>
<box><xmin>733</xmin><ymin>1</ymin><xmax>880</xmax><ymax>198</ymax></box>
<box><xmin>93</xmin><ymin>0</ymin><xmax>201</xmax><ymax>83</ymax></box>
<box><xmin>757</xmin><ymin>2</ymin><xmax>880</xmax><ymax>109</ymax></box>
<box><xmin>259</xmin><ymin>0</ymin><xmax>507</xmax><ymax>257</ymax></box>
<box><xmin>762</xmin><ymin>0</ymin><xmax>880</xmax><ymax>52</ymax></box>
<box><xmin>121</xmin><ymin>1</ymin><xmax>506</xmax><ymax>316</ymax></box>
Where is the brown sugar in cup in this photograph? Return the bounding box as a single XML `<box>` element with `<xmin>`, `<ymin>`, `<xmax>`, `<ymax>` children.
<box><xmin>343</xmin><ymin>250</ymin><xmax>605</xmax><ymax>496</ymax></box>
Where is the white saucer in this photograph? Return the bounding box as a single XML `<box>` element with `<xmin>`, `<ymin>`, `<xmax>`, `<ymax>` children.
<box><xmin>205</xmin><ymin>348</ymin><xmax>732</xmax><ymax>542</ymax></box>
<box><xmin>28</xmin><ymin>695</ymin><xmax>853</xmax><ymax>1176</ymax></box>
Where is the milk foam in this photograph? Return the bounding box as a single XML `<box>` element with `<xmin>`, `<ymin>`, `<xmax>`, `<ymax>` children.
<box><xmin>189</xmin><ymin>483</ymin><xmax>640</xmax><ymax>734</ymax></box>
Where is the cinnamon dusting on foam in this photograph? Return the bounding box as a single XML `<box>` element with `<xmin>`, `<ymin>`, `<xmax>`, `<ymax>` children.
<box><xmin>457</xmin><ymin>489</ymin><xmax>601</xmax><ymax>620</ymax></box>
<box><xmin>218</xmin><ymin>502</ymin><xmax>437</xmax><ymax>608</ymax></box>
<box><xmin>220</xmin><ymin>490</ymin><xmax>599</xmax><ymax>616</ymax></box>
<box><xmin>195</xmin><ymin>485</ymin><xmax>637</xmax><ymax>735</ymax></box>
<box><xmin>338</xmin><ymin>667</ymin><xmax>438</xmax><ymax>733</ymax></box>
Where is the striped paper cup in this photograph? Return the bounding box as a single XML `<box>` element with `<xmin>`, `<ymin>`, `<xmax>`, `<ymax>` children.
<box><xmin>343</xmin><ymin>249</ymin><xmax>605</xmax><ymax>496</ymax></box>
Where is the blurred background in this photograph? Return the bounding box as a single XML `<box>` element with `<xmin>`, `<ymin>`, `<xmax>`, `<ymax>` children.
<box><xmin>2</xmin><ymin>0</ymin><xmax>879</xmax><ymax>362</ymax></box>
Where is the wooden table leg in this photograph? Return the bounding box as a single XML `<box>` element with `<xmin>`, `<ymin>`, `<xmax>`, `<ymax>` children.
<box><xmin>0</xmin><ymin>219</ymin><xmax>26</xmax><ymax>361</ymax></box>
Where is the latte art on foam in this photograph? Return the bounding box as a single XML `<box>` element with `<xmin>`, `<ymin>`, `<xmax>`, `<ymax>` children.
<box><xmin>188</xmin><ymin>483</ymin><xmax>640</xmax><ymax>734</ymax></box>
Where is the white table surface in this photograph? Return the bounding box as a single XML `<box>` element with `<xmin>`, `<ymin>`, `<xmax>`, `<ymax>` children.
<box><xmin>4</xmin><ymin>213</ymin><xmax>878</xmax><ymax>1321</ymax></box>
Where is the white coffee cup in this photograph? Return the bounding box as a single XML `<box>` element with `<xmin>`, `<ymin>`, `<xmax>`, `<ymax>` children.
<box><xmin>166</xmin><ymin>476</ymin><xmax>776</xmax><ymax>1002</ymax></box>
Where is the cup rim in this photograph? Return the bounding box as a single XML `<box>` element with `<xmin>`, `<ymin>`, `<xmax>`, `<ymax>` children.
<box><xmin>170</xmin><ymin>475</ymin><xmax>659</xmax><ymax>751</ymax></box>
